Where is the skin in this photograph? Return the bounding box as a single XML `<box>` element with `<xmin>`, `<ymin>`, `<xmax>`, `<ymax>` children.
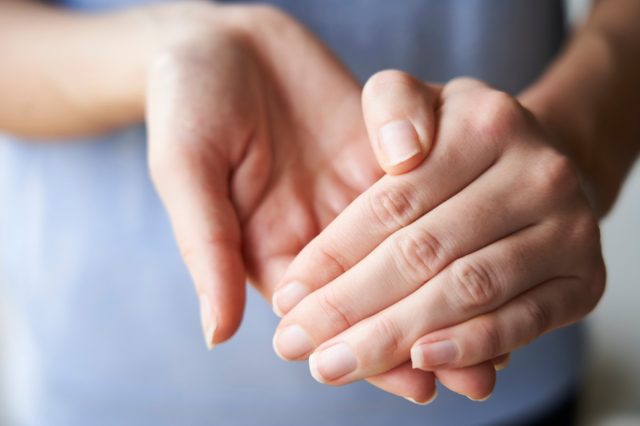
<box><xmin>273</xmin><ymin>0</ymin><xmax>640</xmax><ymax>402</ymax></box>
<box><xmin>2</xmin><ymin>0</ymin><xmax>639</xmax><ymax>407</ymax></box>
<box><xmin>274</xmin><ymin>74</ymin><xmax>606</xmax><ymax>389</ymax></box>
<box><xmin>0</xmin><ymin>0</ymin><xmax>498</xmax><ymax>403</ymax></box>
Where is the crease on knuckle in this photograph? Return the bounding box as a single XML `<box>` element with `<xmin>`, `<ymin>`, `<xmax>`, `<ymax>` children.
<box><xmin>316</xmin><ymin>287</ymin><xmax>354</xmax><ymax>330</ymax></box>
<box><xmin>369</xmin><ymin>184</ymin><xmax>418</xmax><ymax>229</ymax></box>
<box><xmin>475</xmin><ymin>318</ymin><xmax>503</xmax><ymax>358</ymax></box>
<box><xmin>369</xmin><ymin>313</ymin><xmax>403</xmax><ymax>359</ymax></box>
<box><xmin>394</xmin><ymin>228</ymin><xmax>445</xmax><ymax>282</ymax></box>
<box><xmin>313</xmin><ymin>244</ymin><xmax>349</xmax><ymax>278</ymax></box>
<box><xmin>449</xmin><ymin>260</ymin><xmax>498</xmax><ymax>313</ymax></box>
<box><xmin>522</xmin><ymin>299</ymin><xmax>552</xmax><ymax>340</ymax></box>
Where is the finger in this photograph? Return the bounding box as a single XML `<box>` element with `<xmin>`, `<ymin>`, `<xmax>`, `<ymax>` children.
<box><xmin>363</xmin><ymin>362</ymin><xmax>438</xmax><ymax>405</ymax></box>
<box><xmin>363</xmin><ymin>360</ymin><xmax>496</xmax><ymax>404</ymax></box>
<box><xmin>149</xmin><ymin>139</ymin><xmax>246</xmax><ymax>348</ymax></box>
<box><xmin>362</xmin><ymin>70</ymin><xmax>441</xmax><ymax>175</ymax></box>
<box><xmin>411</xmin><ymin>272</ymin><xmax>605</xmax><ymax>370</ymax></box>
<box><xmin>492</xmin><ymin>353</ymin><xmax>512</xmax><ymax>371</ymax></box>
<box><xmin>147</xmin><ymin>52</ymin><xmax>254</xmax><ymax>347</ymax></box>
<box><xmin>272</xmin><ymin>94</ymin><xmax>503</xmax><ymax>316</ymax></box>
<box><xmin>434</xmin><ymin>361</ymin><xmax>496</xmax><ymax>402</ymax></box>
<box><xmin>273</xmin><ymin>153</ymin><xmax>538</xmax><ymax>360</ymax></box>
<box><xmin>304</xmin><ymin>219</ymin><xmax>574</xmax><ymax>384</ymax></box>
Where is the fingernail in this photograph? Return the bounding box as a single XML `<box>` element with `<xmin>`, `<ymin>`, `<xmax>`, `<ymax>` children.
<box><xmin>378</xmin><ymin>120</ymin><xmax>422</xmax><ymax>166</ymax></box>
<box><xmin>199</xmin><ymin>294</ymin><xmax>217</xmax><ymax>350</ymax></box>
<box><xmin>411</xmin><ymin>341</ymin><xmax>458</xmax><ymax>368</ymax></box>
<box><xmin>273</xmin><ymin>325</ymin><xmax>314</xmax><ymax>360</ymax></box>
<box><xmin>272</xmin><ymin>281</ymin><xmax>309</xmax><ymax>317</ymax></box>
<box><xmin>403</xmin><ymin>388</ymin><xmax>438</xmax><ymax>406</ymax></box>
<box><xmin>309</xmin><ymin>343</ymin><xmax>357</xmax><ymax>383</ymax></box>
<box><xmin>468</xmin><ymin>393</ymin><xmax>492</xmax><ymax>402</ymax></box>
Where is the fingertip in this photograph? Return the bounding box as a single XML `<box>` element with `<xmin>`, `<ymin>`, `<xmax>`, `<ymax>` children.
<box><xmin>199</xmin><ymin>269</ymin><xmax>246</xmax><ymax>346</ymax></box>
<box><xmin>361</xmin><ymin>70</ymin><xmax>438</xmax><ymax>177</ymax></box>
<box><xmin>468</xmin><ymin>392</ymin><xmax>493</xmax><ymax>402</ymax></box>
<box><xmin>308</xmin><ymin>352</ymin><xmax>327</xmax><ymax>384</ymax></box>
<box><xmin>271</xmin><ymin>280</ymin><xmax>310</xmax><ymax>318</ymax></box>
<box><xmin>404</xmin><ymin>388</ymin><xmax>438</xmax><ymax>405</ymax></box>
<box><xmin>435</xmin><ymin>362</ymin><xmax>496</xmax><ymax>402</ymax></box>
<box><xmin>198</xmin><ymin>294</ymin><xmax>218</xmax><ymax>350</ymax></box>
<box><xmin>366</xmin><ymin>361</ymin><xmax>437</xmax><ymax>403</ymax></box>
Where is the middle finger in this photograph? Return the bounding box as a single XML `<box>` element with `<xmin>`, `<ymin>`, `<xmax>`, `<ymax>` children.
<box><xmin>273</xmin><ymin>152</ymin><xmax>539</xmax><ymax>360</ymax></box>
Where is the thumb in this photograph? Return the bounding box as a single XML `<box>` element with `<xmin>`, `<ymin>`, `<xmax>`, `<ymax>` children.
<box><xmin>146</xmin><ymin>51</ymin><xmax>253</xmax><ymax>349</ymax></box>
<box><xmin>362</xmin><ymin>70</ymin><xmax>441</xmax><ymax>175</ymax></box>
<box><xmin>149</xmin><ymin>149</ymin><xmax>246</xmax><ymax>349</ymax></box>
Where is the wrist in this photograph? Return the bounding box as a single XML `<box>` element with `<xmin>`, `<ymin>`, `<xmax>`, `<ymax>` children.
<box><xmin>94</xmin><ymin>1</ymin><xmax>240</xmax><ymax>130</ymax></box>
<box><xmin>519</xmin><ymin>30</ymin><xmax>623</xmax><ymax>217</ymax></box>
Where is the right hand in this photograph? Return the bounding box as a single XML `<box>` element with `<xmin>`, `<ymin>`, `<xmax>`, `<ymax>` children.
<box><xmin>145</xmin><ymin>2</ymin><xmax>496</xmax><ymax>403</ymax></box>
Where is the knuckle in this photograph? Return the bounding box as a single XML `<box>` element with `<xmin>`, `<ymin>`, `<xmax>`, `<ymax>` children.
<box><xmin>571</xmin><ymin>211</ymin><xmax>601</xmax><ymax>244</ymax></box>
<box><xmin>313</xmin><ymin>244</ymin><xmax>349</xmax><ymax>278</ymax></box>
<box><xmin>368</xmin><ymin>184</ymin><xmax>419</xmax><ymax>229</ymax></box>
<box><xmin>533</xmin><ymin>150</ymin><xmax>580</xmax><ymax>197</ymax></box>
<box><xmin>469</xmin><ymin>91</ymin><xmax>523</xmax><ymax>143</ymax></box>
<box><xmin>448</xmin><ymin>260</ymin><xmax>499</xmax><ymax>313</ymax></box>
<box><xmin>522</xmin><ymin>299</ymin><xmax>552</xmax><ymax>339</ymax></box>
<box><xmin>315</xmin><ymin>287</ymin><xmax>354</xmax><ymax>330</ymax></box>
<box><xmin>475</xmin><ymin>318</ymin><xmax>503</xmax><ymax>357</ymax></box>
<box><xmin>393</xmin><ymin>228</ymin><xmax>445</xmax><ymax>282</ymax></box>
<box><xmin>369</xmin><ymin>313</ymin><xmax>403</xmax><ymax>359</ymax></box>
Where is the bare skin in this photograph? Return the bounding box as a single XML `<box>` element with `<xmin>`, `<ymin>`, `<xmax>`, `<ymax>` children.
<box><xmin>0</xmin><ymin>0</ymin><xmax>499</xmax><ymax>403</ymax></box>
<box><xmin>272</xmin><ymin>0</ymin><xmax>640</xmax><ymax>401</ymax></box>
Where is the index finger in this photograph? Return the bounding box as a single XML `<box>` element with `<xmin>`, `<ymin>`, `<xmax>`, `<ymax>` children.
<box><xmin>272</xmin><ymin>81</ymin><xmax>497</xmax><ymax>317</ymax></box>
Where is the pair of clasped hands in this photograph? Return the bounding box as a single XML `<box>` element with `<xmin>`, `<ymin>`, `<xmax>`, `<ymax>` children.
<box><xmin>146</xmin><ymin>5</ymin><xmax>604</xmax><ymax>404</ymax></box>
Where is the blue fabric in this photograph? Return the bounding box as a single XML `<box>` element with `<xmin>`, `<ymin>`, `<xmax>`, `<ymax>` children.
<box><xmin>0</xmin><ymin>1</ymin><xmax>585</xmax><ymax>425</ymax></box>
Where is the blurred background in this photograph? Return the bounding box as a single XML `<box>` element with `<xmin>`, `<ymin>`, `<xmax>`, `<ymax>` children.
<box><xmin>578</xmin><ymin>163</ymin><xmax>640</xmax><ymax>426</ymax></box>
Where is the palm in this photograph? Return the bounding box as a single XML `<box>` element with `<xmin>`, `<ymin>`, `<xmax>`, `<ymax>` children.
<box><xmin>209</xmin><ymin>14</ymin><xmax>382</xmax><ymax>297</ymax></box>
<box><xmin>147</xmin><ymin>9</ymin><xmax>380</xmax><ymax>333</ymax></box>
<box><xmin>240</xmin><ymin>84</ymin><xmax>381</xmax><ymax>297</ymax></box>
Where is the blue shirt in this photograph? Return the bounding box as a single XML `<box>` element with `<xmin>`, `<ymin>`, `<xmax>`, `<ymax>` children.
<box><xmin>0</xmin><ymin>1</ymin><xmax>585</xmax><ymax>425</ymax></box>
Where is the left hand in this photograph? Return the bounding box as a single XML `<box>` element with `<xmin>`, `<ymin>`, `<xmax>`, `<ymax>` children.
<box><xmin>272</xmin><ymin>71</ymin><xmax>606</xmax><ymax>394</ymax></box>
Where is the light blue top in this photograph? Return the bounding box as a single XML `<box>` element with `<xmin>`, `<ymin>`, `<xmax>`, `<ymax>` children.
<box><xmin>0</xmin><ymin>1</ymin><xmax>585</xmax><ymax>425</ymax></box>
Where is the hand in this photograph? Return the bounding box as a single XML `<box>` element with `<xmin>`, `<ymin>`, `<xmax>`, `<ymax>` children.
<box><xmin>272</xmin><ymin>71</ymin><xmax>606</xmax><ymax>400</ymax></box>
<box><xmin>146</xmin><ymin>3</ymin><xmax>380</xmax><ymax>342</ymax></box>
<box><xmin>146</xmin><ymin>4</ymin><xmax>491</xmax><ymax>403</ymax></box>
